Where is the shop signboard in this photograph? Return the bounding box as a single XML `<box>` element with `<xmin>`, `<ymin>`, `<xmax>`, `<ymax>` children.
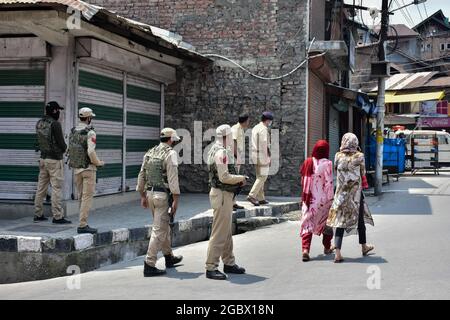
<box><xmin>421</xmin><ymin>100</ymin><xmax>449</xmax><ymax>117</ymax></box>
<box><xmin>418</xmin><ymin>117</ymin><xmax>450</xmax><ymax>128</ymax></box>
<box><xmin>421</xmin><ymin>101</ymin><xmax>437</xmax><ymax>115</ymax></box>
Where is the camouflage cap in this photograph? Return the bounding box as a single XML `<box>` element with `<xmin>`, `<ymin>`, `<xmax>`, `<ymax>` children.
<box><xmin>216</xmin><ymin>124</ymin><xmax>232</xmax><ymax>137</ymax></box>
<box><xmin>79</xmin><ymin>107</ymin><xmax>96</xmax><ymax>118</ymax></box>
<box><xmin>160</xmin><ymin>128</ymin><xmax>180</xmax><ymax>141</ymax></box>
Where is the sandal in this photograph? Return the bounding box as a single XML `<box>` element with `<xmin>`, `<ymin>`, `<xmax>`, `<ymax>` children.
<box><xmin>302</xmin><ymin>252</ymin><xmax>310</xmax><ymax>262</ymax></box>
<box><xmin>334</xmin><ymin>258</ymin><xmax>344</xmax><ymax>263</ymax></box>
<box><xmin>324</xmin><ymin>245</ymin><xmax>336</xmax><ymax>255</ymax></box>
<box><xmin>362</xmin><ymin>245</ymin><xmax>374</xmax><ymax>256</ymax></box>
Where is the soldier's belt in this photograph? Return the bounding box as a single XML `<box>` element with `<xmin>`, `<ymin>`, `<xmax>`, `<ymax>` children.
<box><xmin>147</xmin><ymin>187</ymin><xmax>168</xmax><ymax>193</ymax></box>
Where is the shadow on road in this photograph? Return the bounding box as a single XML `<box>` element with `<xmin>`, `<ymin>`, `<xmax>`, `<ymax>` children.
<box><xmin>165</xmin><ymin>267</ymin><xmax>204</xmax><ymax>280</ymax></box>
<box><xmin>308</xmin><ymin>254</ymin><xmax>335</xmax><ymax>262</ymax></box>
<box><xmin>369</xmin><ymin>192</ymin><xmax>433</xmax><ymax>215</ymax></box>
<box><xmin>227</xmin><ymin>273</ymin><xmax>268</xmax><ymax>285</ymax></box>
<box><xmin>338</xmin><ymin>255</ymin><xmax>388</xmax><ymax>264</ymax></box>
<box><xmin>304</xmin><ymin>254</ymin><xmax>387</xmax><ymax>264</ymax></box>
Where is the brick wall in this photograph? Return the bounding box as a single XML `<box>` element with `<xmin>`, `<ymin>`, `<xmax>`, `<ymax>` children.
<box><xmin>91</xmin><ymin>0</ymin><xmax>310</xmax><ymax>196</ymax></box>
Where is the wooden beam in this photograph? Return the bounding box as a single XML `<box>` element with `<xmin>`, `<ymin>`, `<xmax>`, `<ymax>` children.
<box><xmin>0</xmin><ymin>37</ymin><xmax>49</xmax><ymax>58</ymax></box>
<box><xmin>56</xmin><ymin>11</ymin><xmax>184</xmax><ymax>66</ymax></box>
<box><xmin>21</xmin><ymin>22</ymin><xmax>69</xmax><ymax>46</ymax></box>
<box><xmin>77</xmin><ymin>38</ymin><xmax>176</xmax><ymax>84</ymax></box>
<box><xmin>0</xmin><ymin>10</ymin><xmax>185</xmax><ymax>66</ymax></box>
<box><xmin>0</xmin><ymin>11</ymin><xmax>68</xmax><ymax>46</ymax></box>
<box><xmin>0</xmin><ymin>10</ymin><xmax>59</xmax><ymax>23</ymax></box>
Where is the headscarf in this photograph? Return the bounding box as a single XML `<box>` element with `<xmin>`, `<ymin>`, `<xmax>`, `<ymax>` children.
<box><xmin>300</xmin><ymin>140</ymin><xmax>330</xmax><ymax>208</ymax></box>
<box><xmin>340</xmin><ymin>133</ymin><xmax>359</xmax><ymax>153</ymax></box>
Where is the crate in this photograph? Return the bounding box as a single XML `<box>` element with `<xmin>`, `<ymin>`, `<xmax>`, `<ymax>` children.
<box><xmin>367</xmin><ymin>137</ymin><xmax>406</xmax><ymax>174</ymax></box>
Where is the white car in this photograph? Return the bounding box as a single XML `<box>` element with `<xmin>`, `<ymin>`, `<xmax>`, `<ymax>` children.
<box><xmin>396</xmin><ymin>130</ymin><xmax>450</xmax><ymax>166</ymax></box>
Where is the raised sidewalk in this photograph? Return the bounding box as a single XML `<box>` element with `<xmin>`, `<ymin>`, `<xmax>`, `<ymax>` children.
<box><xmin>0</xmin><ymin>194</ymin><xmax>299</xmax><ymax>284</ymax></box>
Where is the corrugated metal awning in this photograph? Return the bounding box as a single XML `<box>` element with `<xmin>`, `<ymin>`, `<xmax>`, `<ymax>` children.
<box><xmin>370</xmin><ymin>72</ymin><xmax>439</xmax><ymax>92</ymax></box>
<box><xmin>385</xmin><ymin>91</ymin><xmax>446</xmax><ymax>103</ymax></box>
<box><xmin>0</xmin><ymin>0</ymin><xmax>100</xmax><ymax>19</ymax></box>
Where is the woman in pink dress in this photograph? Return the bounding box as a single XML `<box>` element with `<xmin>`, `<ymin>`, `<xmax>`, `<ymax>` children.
<box><xmin>299</xmin><ymin>140</ymin><xmax>334</xmax><ymax>262</ymax></box>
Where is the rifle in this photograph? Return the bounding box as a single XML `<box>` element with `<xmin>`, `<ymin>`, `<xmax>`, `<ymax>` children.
<box><xmin>167</xmin><ymin>191</ymin><xmax>175</xmax><ymax>246</ymax></box>
<box><xmin>233</xmin><ymin>176</ymin><xmax>250</xmax><ymax>201</ymax></box>
<box><xmin>168</xmin><ymin>191</ymin><xmax>175</xmax><ymax>226</ymax></box>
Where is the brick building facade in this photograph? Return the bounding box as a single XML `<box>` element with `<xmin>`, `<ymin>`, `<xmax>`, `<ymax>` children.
<box><xmin>87</xmin><ymin>0</ymin><xmax>358</xmax><ymax>197</ymax></box>
<box><xmin>90</xmin><ymin>0</ymin><xmax>310</xmax><ymax>196</ymax></box>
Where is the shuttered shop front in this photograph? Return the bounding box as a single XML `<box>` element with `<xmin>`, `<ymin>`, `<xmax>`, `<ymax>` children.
<box><xmin>78</xmin><ymin>64</ymin><xmax>124</xmax><ymax>195</ymax></box>
<box><xmin>308</xmin><ymin>72</ymin><xmax>325</xmax><ymax>154</ymax></box>
<box><xmin>125</xmin><ymin>75</ymin><xmax>161</xmax><ymax>191</ymax></box>
<box><xmin>329</xmin><ymin>105</ymin><xmax>340</xmax><ymax>163</ymax></box>
<box><xmin>0</xmin><ymin>62</ymin><xmax>46</xmax><ymax>200</ymax></box>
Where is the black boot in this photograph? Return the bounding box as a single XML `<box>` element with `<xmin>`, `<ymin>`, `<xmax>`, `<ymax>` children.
<box><xmin>233</xmin><ymin>204</ymin><xmax>245</xmax><ymax>210</ymax></box>
<box><xmin>52</xmin><ymin>217</ymin><xmax>72</xmax><ymax>224</ymax></box>
<box><xmin>206</xmin><ymin>270</ymin><xmax>227</xmax><ymax>280</ymax></box>
<box><xmin>224</xmin><ymin>264</ymin><xmax>246</xmax><ymax>274</ymax></box>
<box><xmin>144</xmin><ymin>262</ymin><xmax>166</xmax><ymax>277</ymax></box>
<box><xmin>33</xmin><ymin>215</ymin><xmax>48</xmax><ymax>223</ymax></box>
<box><xmin>165</xmin><ymin>255</ymin><xmax>183</xmax><ymax>268</ymax></box>
<box><xmin>77</xmin><ymin>225</ymin><xmax>97</xmax><ymax>234</ymax></box>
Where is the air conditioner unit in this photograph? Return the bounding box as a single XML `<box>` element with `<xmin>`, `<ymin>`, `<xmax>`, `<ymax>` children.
<box><xmin>371</xmin><ymin>61</ymin><xmax>391</xmax><ymax>77</ymax></box>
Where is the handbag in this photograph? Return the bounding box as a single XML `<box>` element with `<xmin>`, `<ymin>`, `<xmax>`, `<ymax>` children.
<box><xmin>362</xmin><ymin>175</ymin><xmax>369</xmax><ymax>190</ymax></box>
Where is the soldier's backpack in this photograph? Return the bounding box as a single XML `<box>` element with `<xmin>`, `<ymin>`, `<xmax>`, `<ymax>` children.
<box><xmin>144</xmin><ymin>144</ymin><xmax>172</xmax><ymax>189</ymax></box>
<box><xmin>68</xmin><ymin>127</ymin><xmax>92</xmax><ymax>169</ymax></box>
<box><xmin>36</xmin><ymin>117</ymin><xmax>55</xmax><ymax>155</ymax></box>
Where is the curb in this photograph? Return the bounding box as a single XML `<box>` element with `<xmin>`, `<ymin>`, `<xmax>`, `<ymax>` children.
<box><xmin>0</xmin><ymin>202</ymin><xmax>299</xmax><ymax>254</ymax></box>
<box><xmin>0</xmin><ymin>201</ymin><xmax>299</xmax><ymax>284</ymax></box>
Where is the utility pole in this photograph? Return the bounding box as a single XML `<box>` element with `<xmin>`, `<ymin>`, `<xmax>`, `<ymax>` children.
<box><xmin>375</xmin><ymin>0</ymin><xmax>389</xmax><ymax>196</ymax></box>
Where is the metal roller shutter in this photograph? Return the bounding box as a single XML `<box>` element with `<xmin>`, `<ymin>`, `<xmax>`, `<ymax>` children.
<box><xmin>125</xmin><ymin>75</ymin><xmax>161</xmax><ymax>191</ymax></box>
<box><xmin>308</xmin><ymin>73</ymin><xmax>325</xmax><ymax>154</ymax></box>
<box><xmin>77</xmin><ymin>63</ymin><xmax>124</xmax><ymax>195</ymax></box>
<box><xmin>329</xmin><ymin>105</ymin><xmax>340</xmax><ymax>163</ymax></box>
<box><xmin>0</xmin><ymin>61</ymin><xmax>46</xmax><ymax>200</ymax></box>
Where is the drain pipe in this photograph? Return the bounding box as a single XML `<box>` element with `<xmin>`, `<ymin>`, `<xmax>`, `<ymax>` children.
<box><xmin>305</xmin><ymin>0</ymin><xmax>311</xmax><ymax>160</ymax></box>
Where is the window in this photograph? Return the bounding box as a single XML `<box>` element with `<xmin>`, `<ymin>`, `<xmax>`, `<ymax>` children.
<box><xmin>414</xmin><ymin>134</ymin><xmax>433</xmax><ymax>140</ymax></box>
<box><xmin>427</xmin><ymin>43</ymin><xmax>432</xmax><ymax>51</ymax></box>
<box><xmin>447</xmin><ymin>43</ymin><xmax>450</xmax><ymax>50</ymax></box>
<box><xmin>437</xmin><ymin>100</ymin><xmax>448</xmax><ymax>114</ymax></box>
<box><xmin>438</xmin><ymin>135</ymin><xmax>448</xmax><ymax>145</ymax></box>
<box><xmin>441</xmin><ymin>43</ymin><xmax>446</xmax><ymax>51</ymax></box>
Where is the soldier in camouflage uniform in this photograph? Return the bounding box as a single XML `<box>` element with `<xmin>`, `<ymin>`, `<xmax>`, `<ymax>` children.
<box><xmin>68</xmin><ymin>107</ymin><xmax>104</xmax><ymax>234</ymax></box>
<box><xmin>34</xmin><ymin>101</ymin><xmax>71</xmax><ymax>224</ymax></box>
<box><xmin>205</xmin><ymin>125</ymin><xmax>248</xmax><ymax>280</ymax></box>
<box><xmin>137</xmin><ymin>128</ymin><xmax>183</xmax><ymax>277</ymax></box>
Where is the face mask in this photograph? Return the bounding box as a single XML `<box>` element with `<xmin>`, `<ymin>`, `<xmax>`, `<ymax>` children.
<box><xmin>268</xmin><ymin>121</ymin><xmax>273</xmax><ymax>127</ymax></box>
<box><xmin>172</xmin><ymin>137</ymin><xmax>182</xmax><ymax>147</ymax></box>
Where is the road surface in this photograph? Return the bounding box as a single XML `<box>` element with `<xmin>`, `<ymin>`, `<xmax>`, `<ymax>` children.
<box><xmin>1</xmin><ymin>173</ymin><xmax>450</xmax><ymax>300</ymax></box>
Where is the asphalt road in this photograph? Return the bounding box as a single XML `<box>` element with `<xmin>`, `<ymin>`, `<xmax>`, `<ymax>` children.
<box><xmin>1</xmin><ymin>173</ymin><xmax>450</xmax><ymax>300</ymax></box>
